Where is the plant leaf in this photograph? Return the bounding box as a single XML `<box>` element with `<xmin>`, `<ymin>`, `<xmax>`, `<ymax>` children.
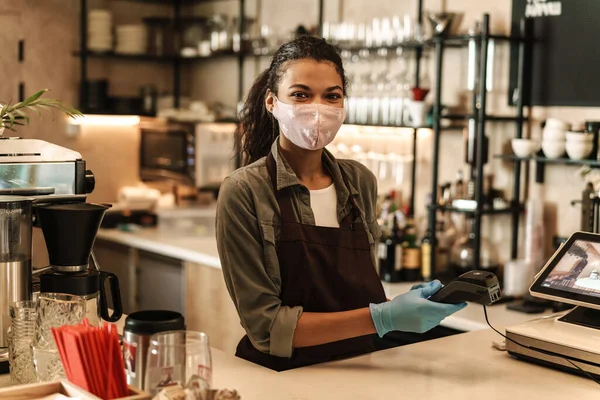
<box><xmin>20</xmin><ymin>89</ymin><xmax>48</xmax><ymax>107</ymax></box>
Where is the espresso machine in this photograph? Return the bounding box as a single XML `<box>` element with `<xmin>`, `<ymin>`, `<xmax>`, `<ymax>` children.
<box><xmin>0</xmin><ymin>138</ymin><xmax>121</xmax><ymax>371</ymax></box>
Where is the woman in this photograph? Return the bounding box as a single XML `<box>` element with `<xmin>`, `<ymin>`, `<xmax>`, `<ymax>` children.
<box><xmin>216</xmin><ymin>36</ymin><xmax>466</xmax><ymax>371</ymax></box>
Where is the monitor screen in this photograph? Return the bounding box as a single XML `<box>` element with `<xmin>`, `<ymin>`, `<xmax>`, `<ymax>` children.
<box><xmin>540</xmin><ymin>240</ymin><xmax>600</xmax><ymax>297</ymax></box>
<box><xmin>531</xmin><ymin>232</ymin><xmax>600</xmax><ymax>309</ymax></box>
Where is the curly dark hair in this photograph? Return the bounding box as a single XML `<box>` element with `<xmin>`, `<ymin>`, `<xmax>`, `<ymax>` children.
<box><xmin>237</xmin><ymin>35</ymin><xmax>348</xmax><ymax>165</ymax></box>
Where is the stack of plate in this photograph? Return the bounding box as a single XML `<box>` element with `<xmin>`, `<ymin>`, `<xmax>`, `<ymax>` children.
<box><xmin>88</xmin><ymin>10</ymin><xmax>113</xmax><ymax>52</ymax></box>
<box><xmin>116</xmin><ymin>25</ymin><xmax>147</xmax><ymax>55</ymax></box>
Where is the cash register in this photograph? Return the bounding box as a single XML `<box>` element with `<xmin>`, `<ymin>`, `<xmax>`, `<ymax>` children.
<box><xmin>506</xmin><ymin>231</ymin><xmax>600</xmax><ymax>377</ymax></box>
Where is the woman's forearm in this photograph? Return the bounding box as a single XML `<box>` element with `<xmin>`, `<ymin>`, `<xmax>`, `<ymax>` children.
<box><xmin>292</xmin><ymin>308</ymin><xmax>377</xmax><ymax>348</ymax></box>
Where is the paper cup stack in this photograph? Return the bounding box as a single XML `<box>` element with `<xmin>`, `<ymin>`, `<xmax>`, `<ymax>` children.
<box><xmin>116</xmin><ymin>25</ymin><xmax>147</xmax><ymax>55</ymax></box>
<box><xmin>541</xmin><ymin>118</ymin><xmax>570</xmax><ymax>159</ymax></box>
<box><xmin>88</xmin><ymin>10</ymin><xmax>113</xmax><ymax>52</ymax></box>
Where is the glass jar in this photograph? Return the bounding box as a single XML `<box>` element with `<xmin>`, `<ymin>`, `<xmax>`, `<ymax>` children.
<box><xmin>32</xmin><ymin>293</ymin><xmax>86</xmax><ymax>382</ymax></box>
<box><xmin>8</xmin><ymin>300</ymin><xmax>37</xmax><ymax>384</ymax></box>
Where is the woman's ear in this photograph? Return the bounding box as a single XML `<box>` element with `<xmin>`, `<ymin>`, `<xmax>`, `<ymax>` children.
<box><xmin>265</xmin><ymin>89</ymin><xmax>275</xmax><ymax>113</ymax></box>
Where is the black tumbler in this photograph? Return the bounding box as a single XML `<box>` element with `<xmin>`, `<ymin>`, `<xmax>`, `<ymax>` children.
<box><xmin>123</xmin><ymin>310</ymin><xmax>186</xmax><ymax>389</ymax></box>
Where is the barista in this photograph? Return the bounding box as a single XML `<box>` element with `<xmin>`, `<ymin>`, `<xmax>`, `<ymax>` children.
<box><xmin>215</xmin><ymin>36</ymin><xmax>466</xmax><ymax>371</ymax></box>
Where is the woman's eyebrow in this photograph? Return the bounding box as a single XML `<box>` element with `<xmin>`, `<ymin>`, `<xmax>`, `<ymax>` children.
<box><xmin>325</xmin><ymin>85</ymin><xmax>343</xmax><ymax>92</ymax></box>
<box><xmin>288</xmin><ymin>84</ymin><xmax>312</xmax><ymax>91</ymax></box>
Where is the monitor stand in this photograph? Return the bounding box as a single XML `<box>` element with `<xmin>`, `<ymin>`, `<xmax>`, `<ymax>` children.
<box><xmin>558</xmin><ymin>306</ymin><xmax>600</xmax><ymax>330</ymax></box>
<box><xmin>506</xmin><ymin>306</ymin><xmax>600</xmax><ymax>378</ymax></box>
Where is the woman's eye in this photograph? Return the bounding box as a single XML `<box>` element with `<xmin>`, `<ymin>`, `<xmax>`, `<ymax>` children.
<box><xmin>327</xmin><ymin>93</ymin><xmax>342</xmax><ymax>101</ymax></box>
<box><xmin>291</xmin><ymin>92</ymin><xmax>309</xmax><ymax>99</ymax></box>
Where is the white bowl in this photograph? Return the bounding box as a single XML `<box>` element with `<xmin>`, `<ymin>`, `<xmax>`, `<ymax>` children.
<box><xmin>545</xmin><ymin>117</ymin><xmax>571</xmax><ymax>131</ymax></box>
<box><xmin>542</xmin><ymin>140</ymin><xmax>566</xmax><ymax>159</ymax></box>
<box><xmin>566</xmin><ymin>141</ymin><xmax>593</xmax><ymax>160</ymax></box>
<box><xmin>542</xmin><ymin>127</ymin><xmax>566</xmax><ymax>141</ymax></box>
<box><xmin>566</xmin><ymin>131</ymin><xmax>594</xmax><ymax>143</ymax></box>
<box><xmin>511</xmin><ymin>138</ymin><xmax>540</xmax><ymax>158</ymax></box>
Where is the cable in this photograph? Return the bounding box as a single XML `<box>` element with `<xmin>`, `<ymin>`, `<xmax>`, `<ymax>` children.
<box><xmin>483</xmin><ymin>305</ymin><xmax>600</xmax><ymax>386</ymax></box>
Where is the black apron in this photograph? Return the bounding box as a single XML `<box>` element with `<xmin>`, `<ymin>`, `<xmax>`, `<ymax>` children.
<box><xmin>235</xmin><ymin>152</ymin><xmax>389</xmax><ymax>371</ymax></box>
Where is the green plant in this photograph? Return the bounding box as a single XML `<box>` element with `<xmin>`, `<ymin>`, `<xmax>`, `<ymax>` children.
<box><xmin>0</xmin><ymin>89</ymin><xmax>83</xmax><ymax>132</ymax></box>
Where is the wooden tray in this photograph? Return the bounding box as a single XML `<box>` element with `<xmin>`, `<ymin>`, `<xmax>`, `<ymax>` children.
<box><xmin>0</xmin><ymin>380</ymin><xmax>151</xmax><ymax>400</ymax></box>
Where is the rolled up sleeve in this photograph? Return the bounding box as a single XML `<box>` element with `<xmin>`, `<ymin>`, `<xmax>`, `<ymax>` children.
<box><xmin>216</xmin><ymin>176</ymin><xmax>302</xmax><ymax>358</ymax></box>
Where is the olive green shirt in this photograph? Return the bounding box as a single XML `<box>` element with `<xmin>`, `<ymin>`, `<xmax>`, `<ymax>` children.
<box><xmin>216</xmin><ymin>138</ymin><xmax>381</xmax><ymax>358</ymax></box>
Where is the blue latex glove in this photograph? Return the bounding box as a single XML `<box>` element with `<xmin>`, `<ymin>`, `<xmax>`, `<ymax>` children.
<box><xmin>370</xmin><ymin>280</ymin><xmax>467</xmax><ymax>337</ymax></box>
<box><xmin>410</xmin><ymin>282</ymin><xmax>431</xmax><ymax>291</ymax></box>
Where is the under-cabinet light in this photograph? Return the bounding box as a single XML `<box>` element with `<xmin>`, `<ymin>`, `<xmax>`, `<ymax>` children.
<box><xmin>68</xmin><ymin>114</ymin><xmax>141</xmax><ymax>127</ymax></box>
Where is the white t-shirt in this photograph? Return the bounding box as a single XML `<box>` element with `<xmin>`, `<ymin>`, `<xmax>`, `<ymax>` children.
<box><xmin>309</xmin><ymin>184</ymin><xmax>339</xmax><ymax>228</ymax></box>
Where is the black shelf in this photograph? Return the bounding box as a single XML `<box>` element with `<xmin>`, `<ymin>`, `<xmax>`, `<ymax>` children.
<box><xmin>115</xmin><ymin>0</ymin><xmax>236</xmax><ymax>4</ymax></box>
<box><xmin>345</xmin><ymin>123</ymin><xmax>466</xmax><ymax>131</ymax></box>
<box><xmin>74</xmin><ymin>50</ymin><xmax>246</xmax><ymax>62</ymax></box>
<box><xmin>440</xmin><ymin>114</ymin><xmax>526</xmax><ymax>122</ymax></box>
<box><xmin>431</xmin><ymin>34</ymin><xmax>528</xmax><ymax>46</ymax></box>
<box><xmin>495</xmin><ymin>154</ymin><xmax>600</xmax><ymax>168</ymax></box>
<box><xmin>429</xmin><ymin>204</ymin><xmax>520</xmax><ymax>216</ymax></box>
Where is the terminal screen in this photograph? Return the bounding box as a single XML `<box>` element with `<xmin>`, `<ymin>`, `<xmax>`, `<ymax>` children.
<box><xmin>541</xmin><ymin>239</ymin><xmax>600</xmax><ymax>298</ymax></box>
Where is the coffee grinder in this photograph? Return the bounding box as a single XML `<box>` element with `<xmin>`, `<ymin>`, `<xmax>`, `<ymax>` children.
<box><xmin>36</xmin><ymin>202</ymin><xmax>123</xmax><ymax>325</ymax></box>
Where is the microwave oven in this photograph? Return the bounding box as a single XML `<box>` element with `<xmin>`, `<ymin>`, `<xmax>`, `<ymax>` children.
<box><xmin>139</xmin><ymin>122</ymin><xmax>238</xmax><ymax>187</ymax></box>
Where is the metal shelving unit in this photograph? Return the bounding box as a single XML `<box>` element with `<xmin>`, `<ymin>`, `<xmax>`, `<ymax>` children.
<box><xmin>427</xmin><ymin>14</ymin><xmax>532</xmax><ymax>278</ymax></box>
<box><xmin>78</xmin><ymin>0</ymin><xmax>266</xmax><ymax>112</ymax></box>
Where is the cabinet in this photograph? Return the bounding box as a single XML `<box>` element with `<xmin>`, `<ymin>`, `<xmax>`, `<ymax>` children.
<box><xmin>185</xmin><ymin>262</ymin><xmax>245</xmax><ymax>354</ymax></box>
<box><xmin>137</xmin><ymin>251</ymin><xmax>186</xmax><ymax>315</ymax></box>
<box><xmin>94</xmin><ymin>240</ymin><xmax>186</xmax><ymax>316</ymax></box>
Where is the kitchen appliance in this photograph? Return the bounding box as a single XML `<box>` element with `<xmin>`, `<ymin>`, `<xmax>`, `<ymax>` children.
<box><xmin>506</xmin><ymin>231</ymin><xmax>600</xmax><ymax>377</ymax></box>
<box><xmin>139</xmin><ymin>122</ymin><xmax>237</xmax><ymax>189</ymax></box>
<box><xmin>0</xmin><ymin>137</ymin><xmax>96</xmax><ymax>371</ymax></box>
<box><xmin>0</xmin><ymin>197</ymin><xmax>33</xmax><ymax>350</ymax></box>
<box><xmin>123</xmin><ymin>310</ymin><xmax>186</xmax><ymax>389</ymax></box>
<box><xmin>429</xmin><ymin>270</ymin><xmax>501</xmax><ymax>305</ymax></box>
<box><xmin>37</xmin><ymin>203</ymin><xmax>123</xmax><ymax>326</ymax></box>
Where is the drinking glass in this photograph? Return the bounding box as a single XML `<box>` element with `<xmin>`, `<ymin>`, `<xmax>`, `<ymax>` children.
<box><xmin>8</xmin><ymin>300</ymin><xmax>37</xmax><ymax>384</ymax></box>
<box><xmin>32</xmin><ymin>293</ymin><xmax>86</xmax><ymax>382</ymax></box>
<box><xmin>144</xmin><ymin>331</ymin><xmax>212</xmax><ymax>397</ymax></box>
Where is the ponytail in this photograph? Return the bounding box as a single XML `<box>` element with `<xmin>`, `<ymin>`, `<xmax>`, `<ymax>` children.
<box><xmin>236</xmin><ymin>35</ymin><xmax>348</xmax><ymax>166</ymax></box>
<box><xmin>237</xmin><ymin>69</ymin><xmax>279</xmax><ymax>165</ymax></box>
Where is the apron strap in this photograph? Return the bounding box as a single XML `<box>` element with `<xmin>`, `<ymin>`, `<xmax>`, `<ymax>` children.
<box><xmin>337</xmin><ymin>166</ymin><xmax>363</xmax><ymax>230</ymax></box>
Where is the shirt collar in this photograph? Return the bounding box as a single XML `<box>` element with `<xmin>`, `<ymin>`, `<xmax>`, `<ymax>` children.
<box><xmin>270</xmin><ymin>137</ymin><xmax>359</xmax><ymax>205</ymax></box>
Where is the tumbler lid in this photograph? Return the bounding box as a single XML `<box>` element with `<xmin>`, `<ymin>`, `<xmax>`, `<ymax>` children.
<box><xmin>124</xmin><ymin>310</ymin><xmax>185</xmax><ymax>335</ymax></box>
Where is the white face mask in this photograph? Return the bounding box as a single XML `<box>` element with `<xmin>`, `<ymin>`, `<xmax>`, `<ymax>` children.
<box><xmin>271</xmin><ymin>96</ymin><xmax>346</xmax><ymax>150</ymax></box>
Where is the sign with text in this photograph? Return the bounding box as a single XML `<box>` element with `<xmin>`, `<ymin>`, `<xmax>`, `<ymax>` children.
<box><xmin>510</xmin><ymin>0</ymin><xmax>599</xmax><ymax>106</ymax></box>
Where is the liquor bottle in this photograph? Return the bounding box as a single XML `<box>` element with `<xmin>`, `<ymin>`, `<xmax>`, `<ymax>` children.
<box><xmin>378</xmin><ymin>214</ymin><xmax>403</xmax><ymax>283</ymax></box>
<box><xmin>402</xmin><ymin>218</ymin><xmax>421</xmax><ymax>282</ymax></box>
<box><xmin>421</xmin><ymin>227</ymin><xmax>433</xmax><ymax>282</ymax></box>
<box><xmin>391</xmin><ymin>213</ymin><xmax>404</xmax><ymax>282</ymax></box>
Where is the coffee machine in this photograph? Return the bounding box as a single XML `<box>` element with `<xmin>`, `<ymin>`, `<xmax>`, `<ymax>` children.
<box><xmin>0</xmin><ymin>138</ymin><xmax>119</xmax><ymax>370</ymax></box>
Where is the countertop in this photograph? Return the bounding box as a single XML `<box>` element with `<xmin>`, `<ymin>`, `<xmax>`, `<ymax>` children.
<box><xmin>96</xmin><ymin>228</ymin><xmax>222</xmax><ymax>268</ymax></box>
<box><xmin>96</xmin><ymin>227</ymin><xmax>552</xmax><ymax>333</ymax></box>
<box><xmin>2</xmin><ymin>327</ymin><xmax>597</xmax><ymax>399</ymax></box>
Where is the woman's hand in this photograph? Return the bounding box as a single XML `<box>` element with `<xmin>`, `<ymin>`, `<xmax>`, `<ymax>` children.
<box><xmin>369</xmin><ymin>280</ymin><xmax>467</xmax><ymax>337</ymax></box>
